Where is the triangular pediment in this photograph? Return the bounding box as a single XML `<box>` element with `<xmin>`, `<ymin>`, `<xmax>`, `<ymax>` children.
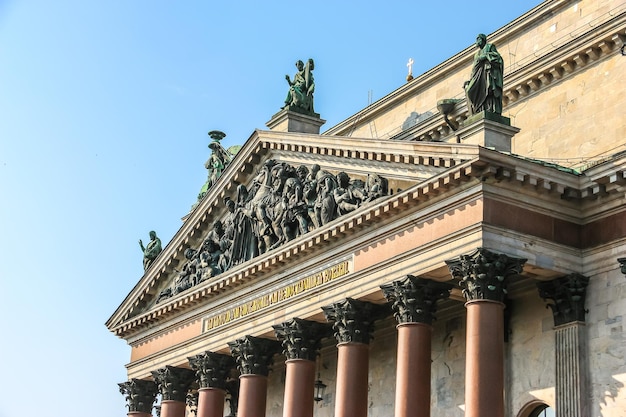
<box><xmin>108</xmin><ymin>129</ymin><xmax>626</xmax><ymax>339</ymax></box>
<box><xmin>106</xmin><ymin>130</ymin><xmax>483</xmax><ymax>334</ymax></box>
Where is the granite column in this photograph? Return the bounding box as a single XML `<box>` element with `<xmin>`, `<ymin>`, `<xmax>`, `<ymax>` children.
<box><xmin>446</xmin><ymin>248</ymin><xmax>526</xmax><ymax>417</ymax></box>
<box><xmin>322</xmin><ymin>298</ymin><xmax>387</xmax><ymax>417</ymax></box>
<box><xmin>274</xmin><ymin>318</ymin><xmax>330</xmax><ymax>417</ymax></box>
<box><xmin>381</xmin><ymin>276</ymin><xmax>453</xmax><ymax>417</ymax></box>
<box><xmin>228</xmin><ymin>335</ymin><xmax>281</xmax><ymax>417</ymax></box>
<box><xmin>188</xmin><ymin>351</ymin><xmax>235</xmax><ymax>417</ymax></box>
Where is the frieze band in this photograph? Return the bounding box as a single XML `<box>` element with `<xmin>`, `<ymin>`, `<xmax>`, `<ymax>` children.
<box><xmin>203</xmin><ymin>260</ymin><xmax>351</xmax><ymax>331</ymax></box>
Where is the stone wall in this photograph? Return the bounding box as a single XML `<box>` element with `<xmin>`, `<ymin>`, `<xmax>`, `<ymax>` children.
<box><xmin>587</xmin><ymin>267</ymin><xmax>626</xmax><ymax>416</ymax></box>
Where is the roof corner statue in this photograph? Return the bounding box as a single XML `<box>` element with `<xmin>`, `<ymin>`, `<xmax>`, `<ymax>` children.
<box><xmin>139</xmin><ymin>231</ymin><xmax>162</xmax><ymax>270</ymax></box>
<box><xmin>464</xmin><ymin>33</ymin><xmax>504</xmax><ymax>115</ymax></box>
<box><xmin>284</xmin><ymin>58</ymin><xmax>315</xmax><ymax>115</ymax></box>
<box><xmin>197</xmin><ymin>131</ymin><xmax>238</xmax><ymax>202</ymax></box>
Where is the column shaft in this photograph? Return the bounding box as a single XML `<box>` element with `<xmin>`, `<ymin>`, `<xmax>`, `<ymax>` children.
<box><xmin>465</xmin><ymin>300</ymin><xmax>505</xmax><ymax>417</ymax></box>
<box><xmin>555</xmin><ymin>322</ymin><xmax>588</xmax><ymax>417</ymax></box>
<box><xmin>335</xmin><ymin>342</ymin><xmax>369</xmax><ymax>417</ymax></box>
<box><xmin>197</xmin><ymin>387</ymin><xmax>226</xmax><ymax>417</ymax></box>
<box><xmin>159</xmin><ymin>400</ymin><xmax>187</xmax><ymax>417</ymax></box>
<box><xmin>238</xmin><ymin>374</ymin><xmax>268</xmax><ymax>417</ymax></box>
<box><xmin>283</xmin><ymin>359</ymin><xmax>316</xmax><ymax>417</ymax></box>
<box><xmin>395</xmin><ymin>322</ymin><xmax>432</xmax><ymax>417</ymax></box>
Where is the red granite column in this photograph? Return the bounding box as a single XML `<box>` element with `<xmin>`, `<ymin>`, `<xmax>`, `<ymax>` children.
<box><xmin>396</xmin><ymin>323</ymin><xmax>431</xmax><ymax>417</ymax></box>
<box><xmin>283</xmin><ymin>359</ymin><xmax>316</xmax><ymax>416</ymax></box>
<box><xmin>335</xmin><ymin>342</ymin><xmax>369</xmax><ymax>417</ymax></box>
<box><xmin>119</xmin><ymin>378</ymin><xmax>158</xmax><ymax>417</ymax></box>
<box><xmin>274</xmin><ymin>318</ymin><xmax>329</xmax><ymax>417</ymax></box>
<box><xmin>188</xmin><ymin>351</ymin><xmax>235</xmax><ymax>417</ymax></box>
<box><xmin>381</xmin><ymin>275</ymin><xmax>453</xmax><ymax>417</ymax></box>
<box><xmin>238</xmin><ymin>374</ymin><xmax>268</xmax><ymax>417</ymax></box>
<box><xmin>465</xmin><ymin>299</ymin><xmax>505</xmax><ymax>417</ymax></box>
<box><xmin>228</xmin><ymin>336</ymin><xmax>281</xmax><ymax>417</ymax></box>
<box><xmin>160</xmin><ymin>400</ymin><xmax>187</xmax><ymax>417</ymax></box>
<box><xmin>151</xmin><ymin>366</ymin><xmax>196</xmax><ymax>417</ymax></box>
<box><xmin>447</xmin><ymin>248</ymin><xmax>526</xmax><ymax>417</ymax></box>
<box><xmin>322</xmin><ymin>298</ymin><xmax>387</xmax><ymax>417</ymax></box>
<box><xmin>197</xmin><ymin>388</ymin><xmax>227</xmax><ymax>417</ymax></box>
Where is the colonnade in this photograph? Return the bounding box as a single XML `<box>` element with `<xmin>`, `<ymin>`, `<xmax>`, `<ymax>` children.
<box><xmin>119</xmin><ymin>248</ymin><xmax>593</xmax><ymax>417</ymax></box>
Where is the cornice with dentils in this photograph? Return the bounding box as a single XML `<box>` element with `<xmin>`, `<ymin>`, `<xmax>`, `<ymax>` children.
<box><xmin>107</xmin><ymin>145</ymin><xmax>625</xmax><ymax>339</ymax></box>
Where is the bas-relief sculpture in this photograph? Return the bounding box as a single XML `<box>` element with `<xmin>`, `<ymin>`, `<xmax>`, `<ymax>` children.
<box><xmin>284</xmin><ymin>58</ymin><xmax>316</xmax><ymax>115</ymax></box>
<box><xmin>464</xmin><ymin>33</ymin><xmax>504</xmax><ymax>115</ymax></box>
<box><xmin>139</xmin><ymin>231</ymin><xmax>162</xmax><ymax>270</ymax></box>
<box><xmin>156</xmin><ymin>161</ymin><xmax>389</xmax><ymax>304</ymax></box>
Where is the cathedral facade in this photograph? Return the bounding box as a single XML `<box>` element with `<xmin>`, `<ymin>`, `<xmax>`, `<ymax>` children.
<box><xmin>108</xmin><ymin>1</ymin><xmax>626</xmax><ymax>416</ymax></box>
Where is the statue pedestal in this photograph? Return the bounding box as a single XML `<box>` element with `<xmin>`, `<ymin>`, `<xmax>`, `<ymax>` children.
<box><xmin>455</xmin><ymin>111</ymin><xmax>519</xmax><ymax>152</ymax></box>
<box><xmin>266</xmin><ymin>108</ymin><xmax>326</xmax><ymax>134</ymax></box>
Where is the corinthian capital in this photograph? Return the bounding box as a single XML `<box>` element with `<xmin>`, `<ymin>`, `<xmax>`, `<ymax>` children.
<box><xmin>381</xmin><ymin>275</ymin><xmax>453</xmax><ymax>324</ymax></box>
<box><xmin>118</xmin><ymin>378</ymin><xmax>158</xmax><ymax>414</ymax></box>
<box><xmin>273</xmin><ymin>318</ymin><xmax>330</xmax><ymax>361</ymax></box>
<box><xmin>322</xmin><ymin>298</ymin><xmax>389</xmax><ymax>344</ymax></box>
<box><xmin>446</xmin><ymin>247</ymin><xmax>526</xmax><ymax>302</ymax></box>
<box><xmin>228</xmin><ymin>336</ymin><xmax>281</xmax><ymax>376</ymax></box>
<box><xmin>151</xmin><ymin>366</ymin><xmax>196</xmax><ymax>402</ymax></box>
<box><xmin>188</xmin><ymin>351</ymin><xmax>235</xmax><ymax>389</ymax></box>
<box><xmin>537</xmin><ymin>273</ymin><xmax>589</xmax><ymax>326</ymax></box>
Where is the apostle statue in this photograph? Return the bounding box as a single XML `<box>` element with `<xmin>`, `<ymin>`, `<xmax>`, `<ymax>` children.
<box><xmin>284</xmin><ymin>58</ymin><xmax>315</xmax><ymax>114</ymax></box>
<box><xmin>464</xmin><ymin>34</ymin><xmax>504</xmax><ymax>115</ymax></box>
<box><xmin>139</xmin><ymin>230</ymin><xmax>162</xmax><ymax>270</ymax></box>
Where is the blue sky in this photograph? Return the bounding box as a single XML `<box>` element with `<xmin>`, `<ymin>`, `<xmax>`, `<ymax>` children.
<box><xmin>0</xmin><ymin>1</ymin><xmax>541</xmax><ymax>416</ymax></box>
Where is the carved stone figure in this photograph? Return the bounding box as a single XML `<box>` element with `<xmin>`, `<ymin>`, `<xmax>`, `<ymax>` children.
<box><xmin>229</xmin><ymin>186</ymin><xmax>258</xmax><ymax>265</ymax></box>
<box><xmin>334</xmin><ymin>172</ymin><xmax>365</xmax><ymax>215</ymax></box>
<box><xmin>464</xmin><ymin>34</ymin><xmax>504</xmax><ymax>115</ymax></box>
<box><xmin>174</xmin><ymin>248</ymin><xmax>199</xmax><ymax>294</ymax></box>
<box><xmin>314</xmin><ymin>167</ymin><xmax>338</xmax><ymax>226</ymax></box>
<box><xmin>284</xmin><ymin>59</ymin><xmax>315</xmax><ymax>114</ymax></box>
<box><xmin>139</xmin><ymin>231</ymin><xmax>162</xmax><ymax>270</ymax></box>
<box><xmin>155</xmin><ymin>162</ymin><xmax>390</xmax><ymax>304</ymax></box>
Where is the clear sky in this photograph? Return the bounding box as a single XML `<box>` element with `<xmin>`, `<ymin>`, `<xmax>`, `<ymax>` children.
<box><xmin>0</xmin><ymin>1</ymin><xmax>541</xmax><ymax>416</ymax></box>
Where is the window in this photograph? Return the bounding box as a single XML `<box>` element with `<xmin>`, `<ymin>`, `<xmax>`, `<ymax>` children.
<box><xmin>529</xmin><ymin>404</ymin><xmax>555</xmax><ymax>417</ymax></box>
